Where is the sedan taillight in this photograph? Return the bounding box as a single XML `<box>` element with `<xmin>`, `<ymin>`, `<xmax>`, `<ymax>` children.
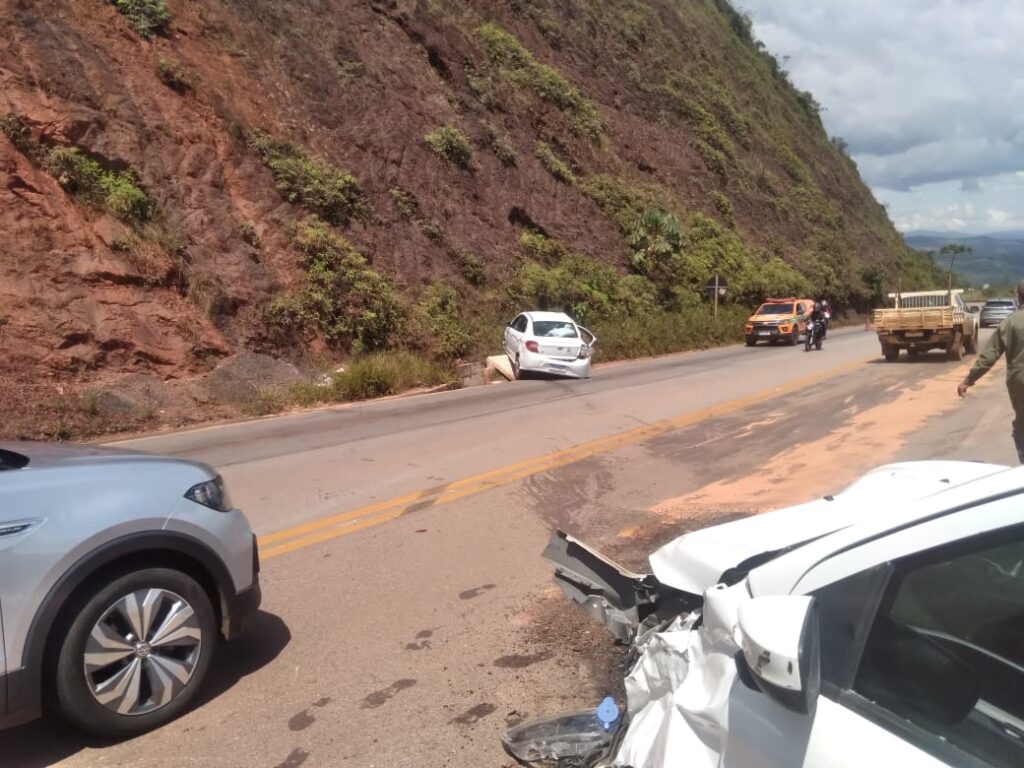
<box><xmin>526</xmin><ymin>340</ymin><xmax>539</xmax><ymax>353</ymax></box>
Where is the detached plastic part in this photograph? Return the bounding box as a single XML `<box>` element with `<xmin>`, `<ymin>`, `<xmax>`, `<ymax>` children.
<box><xmin>502</xmin><ymin>698</ymin><xmax>622</xmax><ymax>766</ymax></box>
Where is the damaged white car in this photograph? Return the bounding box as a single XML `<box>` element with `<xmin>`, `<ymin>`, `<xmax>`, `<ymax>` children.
<box><xmin>503</xmin><ymin>461</ymin><xmax>1024</xmax><ymax>768</ymax></box>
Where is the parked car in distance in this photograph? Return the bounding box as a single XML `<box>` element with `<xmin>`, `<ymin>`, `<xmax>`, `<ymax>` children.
<box><xmin>503</xmin><ymin>311</ymin><xmax>596</xmax><ymax>379</ymax></box>
<box><xmin>0</xmin><ymin>442</ymin><xmax>260</xmax><ymax>738</ymax></box>
<box><xmin>508</xmin><ymin>460</ymin><xmax>1024</xmax><ymax>767</ymax></box>
<box><xmin>980</xmin><ymin>298</ymin><xmax>1018</xmax><ymax>328</ymax></box>
<box><xmin>744</xmin><ymin>297</ymin><xmax>815</xmax><ymax>346</ymax></box>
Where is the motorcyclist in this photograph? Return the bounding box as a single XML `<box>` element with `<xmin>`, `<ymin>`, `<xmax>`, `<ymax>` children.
<box><xmin>808</xmin><ymin>301</ymin><xmax>826</xmax><ymax>345</ymax></box>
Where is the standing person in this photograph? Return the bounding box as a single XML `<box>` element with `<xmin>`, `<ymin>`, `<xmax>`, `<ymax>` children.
<box><xmin>957</xmin><ymin>279</ymin><xmax>1024</xmax><ymax>462</ymax></box>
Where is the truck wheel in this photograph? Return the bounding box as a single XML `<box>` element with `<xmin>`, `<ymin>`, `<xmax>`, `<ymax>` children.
<box><xmin>788</xmin><ymin>329</ymin><xmax>798</xmax><ymax>346</ymax></box>
<box><xmin>965</xmin><ymin>332</ymin><xmax>978</xmax><ymax>354</ymax></box>
<box><xmin>882</xmin><ymin>344</ymin><xmax>899</xmax><ymax>362</ymax></box>
<box><xmin>946</xmin><ymin>333</ymin><xmax>964</xmax><ymax>361</ymax></box>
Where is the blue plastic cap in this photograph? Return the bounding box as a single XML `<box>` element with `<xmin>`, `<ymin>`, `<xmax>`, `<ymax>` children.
<box><xmin>596</xmin><ymin>696</ymin><xmax>620</xmax><ymax>732</ymax></box>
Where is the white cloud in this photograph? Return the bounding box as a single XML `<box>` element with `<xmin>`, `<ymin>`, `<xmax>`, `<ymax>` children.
<box><xmin>739</xmin><ymin>0</ymin><xmax>1024</xmax><ymax>232</ymax></box>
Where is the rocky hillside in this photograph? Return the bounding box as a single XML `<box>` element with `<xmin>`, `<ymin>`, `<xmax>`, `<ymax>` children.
<box><xmin>0</xmin><ymin>0</ymin><xmax>940</xmax><ymax>436</ymax></box>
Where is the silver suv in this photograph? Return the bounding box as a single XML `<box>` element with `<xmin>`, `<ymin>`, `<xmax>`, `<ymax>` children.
<box><xmin>0</xmin><ymin>442</ymin><xmax>260</xmax><ymax>737</ymax></box>
<box><xmin>980</xmin><ymin>298</ymin><xmax>1018</xmax><ymax>328</ymax></box>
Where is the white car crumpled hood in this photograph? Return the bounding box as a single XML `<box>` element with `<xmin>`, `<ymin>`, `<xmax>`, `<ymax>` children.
<box><xmin>610</xmin><ymin>583</ymin><xmax>748</xmax><ymax>768</ymax></box>
<box><xmin>648</xmin><ymin>460</ymin><xmax>1007</xmax><ymax>594</ymax></box>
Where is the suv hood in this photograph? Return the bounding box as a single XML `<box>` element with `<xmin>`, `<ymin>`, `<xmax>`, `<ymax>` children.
<box><xmin>0</xmin><ymin>440</ymin><xmax>162</xmax><ymax>470</ymax></box>
<box><xmin>650</xmin><ymin>461</ymin><xmax>1007</xmax><ymax>594</ymax></box>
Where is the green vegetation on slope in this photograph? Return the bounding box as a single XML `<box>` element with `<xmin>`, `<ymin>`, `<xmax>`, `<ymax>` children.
<box><xmin>110</xmin><ymin>0</ymin><xmax>170</xmax><ymax>38</ymax></box>
<box><xmin>2</xmin><ymin>114</ymin><xmax>152</xmax><ymax>224</ymax></box>
<box><xmin>470</xmin><ymin>23</ymin><xmax>603</xmax><ymax>140</ymax></box>
<box><xmin>265</xmin><ymin>218</ymin><xmax>402</xmax><ymax>353</ymax></box>
<box><xmin>247</xmin><ymin>130</ymin><xmax>369</xmax><ymax>226</ymax></box>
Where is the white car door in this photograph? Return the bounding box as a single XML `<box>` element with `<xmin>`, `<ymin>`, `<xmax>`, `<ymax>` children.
<box><xmin>726</xmin><ymin>494</ymin><xmax>1024</xmax><ymax>768</ymax></box>
<box><xmin>505</xmin><ymin>315</ymin><xmax>527</xmax><ymax>359</ymax></box>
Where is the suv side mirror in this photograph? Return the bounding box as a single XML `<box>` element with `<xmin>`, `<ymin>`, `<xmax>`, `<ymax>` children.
<box><xmin>737</xmin><ymin>596</ymin><xmax>821</xmax><ymax>716</ymax></box>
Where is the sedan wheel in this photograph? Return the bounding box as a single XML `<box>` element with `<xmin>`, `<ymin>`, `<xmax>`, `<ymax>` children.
<box><xmin>54</xmin><ymin>568</ymin><xmax>216</xmax><ymax>737</ymax></box>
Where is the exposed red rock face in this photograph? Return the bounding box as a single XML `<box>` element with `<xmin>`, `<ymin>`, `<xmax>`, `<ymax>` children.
<box><xmin>0</xmin><ymin>0</ymin><xmax>910</xmax><ymax>437</ymax></box>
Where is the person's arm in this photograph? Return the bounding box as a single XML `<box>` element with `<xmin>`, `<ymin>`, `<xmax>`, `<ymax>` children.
<box><xmin>958</xmin><ymin>327</ymin><xmax>1006</xmax><ymax>396</ymax></box>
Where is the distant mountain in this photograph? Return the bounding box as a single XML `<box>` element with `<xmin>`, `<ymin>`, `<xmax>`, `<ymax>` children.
<box><xmin>904</xmin><ymin>232</ymin><xmax>1024</xmax><ymax>288</ymax></box>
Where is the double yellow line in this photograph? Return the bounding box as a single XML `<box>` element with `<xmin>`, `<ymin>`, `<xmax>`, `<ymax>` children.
<box><xmin>258</xmin><ymin>358</ymin><xmax>871</xmax><ymax>559</ymax></box>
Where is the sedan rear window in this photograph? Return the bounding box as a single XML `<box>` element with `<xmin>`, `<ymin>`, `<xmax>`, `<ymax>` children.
<box><xmin>533</xmin><ymin>321</ymin><xmax>578</xmax><ymax>338</ymax></box>
<box><xmin>0</xmin><ymin>449</ymin><xmax>29</xmax><ymax>470</ymax></box>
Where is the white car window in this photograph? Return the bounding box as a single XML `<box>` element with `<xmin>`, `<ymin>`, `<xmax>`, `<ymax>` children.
<box><xmin>512</xmin><ymin>315</ymin><xmax>529</xmax><ymax>333</ymax></box>
<box><xmin>813</xmin><ymin>524</ymin><xmax>1024</xmax><ymax>768</ymax></box>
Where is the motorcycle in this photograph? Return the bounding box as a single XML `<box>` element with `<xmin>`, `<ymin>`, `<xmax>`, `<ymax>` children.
<box><xmin>804</xmin><ymin>318</ymin><xmax>824</xmax><ymax>351</ymax></box>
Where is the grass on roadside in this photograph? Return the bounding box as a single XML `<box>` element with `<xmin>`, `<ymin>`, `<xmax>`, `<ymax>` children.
<box><xmin>289</xmin><ymin>352</ymin><xmax>456</xmax><ymax>407</ymax></box>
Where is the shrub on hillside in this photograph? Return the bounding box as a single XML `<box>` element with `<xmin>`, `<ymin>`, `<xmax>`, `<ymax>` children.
<box><xmin>247</xmin><ymin>130</ymin><xmax>368</xmax><ymax>226</ymax></box>
<box><xmin>579</xmin><ymin>174</ymin><xmax>671</xmax><ymax>233</ymax></box>
<box><xmin>534</xmin><ymin>142</ymin><xmax>575</xmax><ymax>184</ymax></box>
<box><xmin>44</xmin><ymin>147</ymin><xmax>152</xmax><ymax>224</ymax></box>
<box><xmin>510</xmin><ymin>233</ymin><xmax>658</xmax><ymax>326</ymax></box>
<box><xmin>390</xmin><ymin>187</ymin><xmax>420</xmax><ymax>219</ymax></box>
<box><xmin>483</xmin><ymin>123</ymin><xmax>517</xmax><ymax>167</ymax></box>
<box><xmin>110</xmin><ymin>0</ymin><xmax>171</xmax><ymax>38</ymax></box>
<box><xmin>411</xmin><ymin>283</ymin><xmax>472</xmax><ymax>360</ymax></box>
<box><xmin>425</xmin><ymin>127</ymin><xmax>473</xmax><ymax>169</ymax></box>
<box><xmin>473</xmin><ymin>23</ymin><xmax>602</xmax><ymax>140</ymax></box>
<box><xmin>266</xmin><ymin>218</ymin><xmax>403</xmax><ymax>352</ymax></box>
<box><xmin>156</xmin><ymin>58</ymin><xmax>191</xmax><ymax>93</ymax></box>
<box><xmin>628</xmin><ymin>210</ymin><xmax>807</xmax><ymax>305</ymax></box>
<box><xmin>711</xmin><ymin>191</ymin><xmax>734</xmax><ymax>223</ymax></box>
<box><xmin>0</xmin><ymin>113</ymin><xmax>33</xmax><ymax>152</ymax></box>
<box><xmin>694</xmin><ymin>139</ymin><xmax>729</xmax><ymax>177</ymax></box>
<box><xmin>449</xmin><ymin>249</ymin><xmax>486</xmax><ymax>286</ymax></box>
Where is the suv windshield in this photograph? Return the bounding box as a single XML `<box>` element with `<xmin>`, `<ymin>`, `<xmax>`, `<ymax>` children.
<box><xmin>755</xmin><ymin>303</ymin><xmax>795</xmax><ymax>315</ymax></box>
<box><xmin>533</xmin><ymin>321</ymin><xmax>578</xmax><ymax>338</ymax></box>
<box><xmin>985</xmin><ymin>301</ymin><xmax>1015</xmax><ymax>307</ymax></box>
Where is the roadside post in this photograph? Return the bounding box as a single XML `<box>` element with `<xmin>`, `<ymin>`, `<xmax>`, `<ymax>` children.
<box><xmin>706</xmin><ymin>275</ymin><xmax>728</xmax><ymax>319</ymax></box>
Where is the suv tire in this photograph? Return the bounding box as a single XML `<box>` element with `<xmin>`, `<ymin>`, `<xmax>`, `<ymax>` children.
<box><xmin>53</xmin><ymin>568</ymin><xmax>216</xmax><ymax>738</ymax></box>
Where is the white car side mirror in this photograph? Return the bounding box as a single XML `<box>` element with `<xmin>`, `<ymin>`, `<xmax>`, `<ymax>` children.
<box><xmin>736</xmin><ymin>595</ymin><xmax>821</xmax><ymax>716</ymax></box>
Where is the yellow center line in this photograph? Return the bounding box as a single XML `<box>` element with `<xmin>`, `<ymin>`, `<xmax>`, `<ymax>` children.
<box><xmin>259</xmin><ymin>357</ymin><xmax>873</xmax><ymax>559</ymax></box>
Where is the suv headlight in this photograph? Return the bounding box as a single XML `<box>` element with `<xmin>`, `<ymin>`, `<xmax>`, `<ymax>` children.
<box><xmin>185</xmin><ymin>476</ymin><xmax>233</xmax><ymax>511</ymax></box>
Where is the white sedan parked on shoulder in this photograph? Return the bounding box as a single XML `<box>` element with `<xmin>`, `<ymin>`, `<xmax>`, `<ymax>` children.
<box><xmin>504</xmin><ymin>311</ymin><xmax>596</xmax><ymax>379</ymax></box>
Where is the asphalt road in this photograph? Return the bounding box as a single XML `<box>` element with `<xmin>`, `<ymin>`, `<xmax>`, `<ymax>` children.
<box><xmin>1</xmin><ymin>328</ymin><xmax>1015</xmax><ymax>768</ymax></box>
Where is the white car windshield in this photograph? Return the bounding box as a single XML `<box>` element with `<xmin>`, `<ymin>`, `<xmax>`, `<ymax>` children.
<box><xmin>533</xmin><ymin>321</ymin><xmax>578</xmax><ymax>338</ymax></box>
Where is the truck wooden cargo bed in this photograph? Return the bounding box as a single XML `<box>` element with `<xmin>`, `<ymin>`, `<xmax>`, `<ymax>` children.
<box><xmin>872</xmin><ymin>307</ymin><xmax>963</xmax><ymax>332</ymax></box>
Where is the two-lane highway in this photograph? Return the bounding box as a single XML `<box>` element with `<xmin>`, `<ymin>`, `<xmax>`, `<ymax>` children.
<box><xmin>115</xmin><ymin>328</ymin><xmax>880</xmax><ymax>543</ymax></box>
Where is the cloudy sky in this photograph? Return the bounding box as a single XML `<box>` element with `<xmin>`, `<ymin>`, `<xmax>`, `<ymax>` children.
<box><xmin>738</xmin><ymin>0</ymin><xmax>1024</xmax><ymax>234</ymax></box>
